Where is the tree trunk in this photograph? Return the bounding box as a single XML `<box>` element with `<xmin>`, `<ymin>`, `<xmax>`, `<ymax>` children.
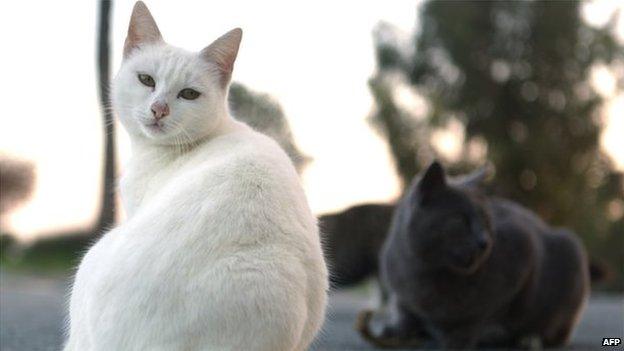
<box><xmin>95</xmin><ymin>0</ymin><xmax>116</xmax><ymax>234</ymax></box>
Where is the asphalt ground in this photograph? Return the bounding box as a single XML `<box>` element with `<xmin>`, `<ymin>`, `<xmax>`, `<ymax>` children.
<box><xmin>1</xmin><ymin>272</ymin><xmax>622</xmax><ymax>351</ymax></box>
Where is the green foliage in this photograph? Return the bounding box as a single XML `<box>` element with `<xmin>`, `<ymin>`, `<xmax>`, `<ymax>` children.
<box><xmin>371</xmin><ymin>0</ymin><xmax>624</xmax><ymax>290</ymax></box>
<box><xmin>1</xmin><ymin>232</ymin><xmax>90</xmax><ymax>273</ymax></box>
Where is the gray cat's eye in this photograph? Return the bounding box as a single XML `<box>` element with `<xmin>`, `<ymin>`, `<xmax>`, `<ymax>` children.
<box><xmin>178</xmin><ymin>88</ymin><xmax>201</xmax><ymax>100</ymax></box>
<box><xmin>138</xmin><ymin>74</ymin><xmax>155</xmax><ymax>88</ymax></box>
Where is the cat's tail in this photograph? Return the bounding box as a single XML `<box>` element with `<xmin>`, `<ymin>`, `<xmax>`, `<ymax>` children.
<box><xmin>355</xmin><ymin>310</ymin><xmax>399</xmax><ymax>348</ymax></box>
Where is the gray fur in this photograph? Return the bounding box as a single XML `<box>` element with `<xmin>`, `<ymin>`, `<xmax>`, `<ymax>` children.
<box><xmin>359</xmin><ymin>162</ymin><xmax>589</xmax><ymax>349</ymax></box>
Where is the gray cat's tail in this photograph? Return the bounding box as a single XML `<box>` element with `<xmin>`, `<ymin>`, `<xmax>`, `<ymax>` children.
<box><xmin>355</xmin><ymin>310</ymin><xmax>403</xmax><ymax>348</ymax></box>
<box><xmin>354</xmin><ymin>310</ymin><xmax>378</xmax><ymax>345</ymax></box>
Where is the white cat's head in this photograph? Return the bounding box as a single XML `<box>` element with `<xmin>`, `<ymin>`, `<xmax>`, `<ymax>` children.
<box><xmin>113</xmin><ymin>1</ymin><xmax>242</xmax><ymax>145</ymax></box>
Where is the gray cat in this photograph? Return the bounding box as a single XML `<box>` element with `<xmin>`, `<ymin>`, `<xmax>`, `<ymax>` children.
<box><xmin>357</xmin><ymin>162</ymin><xmax>589</xmax><ymax>349</ymax></box>
<box><xmin>319</xmin><ymin>203</ymin><xmax>395</xmax><ymax>288</ymax></box>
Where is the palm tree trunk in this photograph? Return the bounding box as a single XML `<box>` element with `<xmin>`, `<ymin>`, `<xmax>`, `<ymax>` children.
<box><xmin>95</xmin><ymin>0</ymin><xmax>116</xmax><ymax>234</ymax></box>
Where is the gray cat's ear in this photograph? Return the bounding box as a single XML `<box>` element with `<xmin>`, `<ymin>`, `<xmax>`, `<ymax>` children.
<box><xmin>454</xmin><ymin>163</ymin><xmax>494</xmax><ymax>190</ymax></box>
<box><xmin>201</xmin><ymin>28</ymin><xmax>243</xmax><ymax>86</ymax></box>
<box><xmin>123</xmin><ymin>1</ymin><xmax>163</xmax><ymax>58</ymax></box>
<box><xmin>417</xmin><ymin>161</ymin><xmax>447</xmax><ymax>204</ymax></box>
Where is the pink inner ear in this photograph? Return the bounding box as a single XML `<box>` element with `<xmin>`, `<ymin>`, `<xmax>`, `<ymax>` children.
<box><xmin>201</xmin><ymin>28</ymin><xmax>242</xmax><ymax>85</ymax></box>
<box><xmin>123</xmin><ymin>2</ymin><xmax>163</xmax><ymax>58</ymax></box>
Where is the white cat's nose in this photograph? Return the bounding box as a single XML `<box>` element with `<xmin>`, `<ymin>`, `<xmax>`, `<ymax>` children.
<box><xmin>151</xmin><ymin>101</ymin><xmax>170</xmax><ymax>120</ymax></box>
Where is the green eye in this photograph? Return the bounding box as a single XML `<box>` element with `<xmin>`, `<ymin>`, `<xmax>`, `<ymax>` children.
<box><xmin>178</xmin><ymin>88</ymin><xmax>201</xmax><ymax>100</ymax></box>
<box><xmin>138</xmin><ymin>74</ymin><xmax>155</xmax><ymax>88</ymax></box>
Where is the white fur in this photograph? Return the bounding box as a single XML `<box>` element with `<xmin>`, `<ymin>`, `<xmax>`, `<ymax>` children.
<box><xmin>64</xmin><ymin>16</ymin><xmax>328</xmax><ymax>351</ymax></box>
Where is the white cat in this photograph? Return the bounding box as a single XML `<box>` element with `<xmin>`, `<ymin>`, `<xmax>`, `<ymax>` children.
<box><xmin>64</xmin><ymin>2</ymin><xmax>328</xmax><ymax>350</ymax></box>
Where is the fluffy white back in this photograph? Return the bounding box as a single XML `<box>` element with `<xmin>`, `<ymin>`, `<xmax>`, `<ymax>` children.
<box><xmin>65</xmin><ymin>2</ymin><xmax>328</xmax><ymax>350</ymax></box>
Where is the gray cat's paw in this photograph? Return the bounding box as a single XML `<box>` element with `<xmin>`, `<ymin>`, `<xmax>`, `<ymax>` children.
<box><xmin>355</xmin><ymin>309</ymin><xmax>427</xmax><ymax>349</ymax></box>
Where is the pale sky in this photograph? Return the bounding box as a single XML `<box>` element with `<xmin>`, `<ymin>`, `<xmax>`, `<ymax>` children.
<box><xmin>0</xmin><ymin>1</ymin><xmax>621</xmax><ymax>241</ymax></box>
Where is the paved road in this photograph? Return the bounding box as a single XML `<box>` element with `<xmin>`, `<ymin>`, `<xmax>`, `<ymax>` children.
<box><xmin>1</xmin><ymin>272</ymin><xmax>622</xmax><ymax>351</ymax></box>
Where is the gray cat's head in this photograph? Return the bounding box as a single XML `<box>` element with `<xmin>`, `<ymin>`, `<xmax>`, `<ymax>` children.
<box><xmin>405</xmin><ymin>162</ymin><xmax>493</xmax><ymax>275</ymax></box>
<box><xmin>113</xmin><ymin>2</ymin><xmax>242</xmax><ymax>145</ymax></box>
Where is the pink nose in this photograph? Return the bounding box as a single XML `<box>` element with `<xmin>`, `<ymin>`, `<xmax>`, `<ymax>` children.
<box><xmin>151</xmin><ymin>101</ymin><xmax>170</xmax><ymax>120</ymax></box>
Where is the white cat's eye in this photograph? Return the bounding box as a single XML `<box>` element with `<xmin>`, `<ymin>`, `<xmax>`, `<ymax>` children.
<box><xmin>178</xmin><ymin>88</ymin><xmax>201</xmax><ymax>100</ymax></box>
<box><xmin>138</xmin><ymin>74</ymin><xmax>155</xmax><ymax>88</ymax></box>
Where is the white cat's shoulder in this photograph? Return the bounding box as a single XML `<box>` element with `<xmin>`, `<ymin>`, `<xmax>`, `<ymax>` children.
<box><xmin>199</xmin><ymin>122</ymin><xmax>296</xmax><ymax>174</ymax></box>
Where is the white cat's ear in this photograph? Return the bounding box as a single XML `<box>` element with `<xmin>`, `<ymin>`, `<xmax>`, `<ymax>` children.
<box><xmin>201</xmin><ymin>28</ymin><xmax>243</xmax><ymax>85</ymax></box>
<box><xmin>123</xmin><ymin>1</ymin><xmax>163</xmax><ymax>58</ymax></box>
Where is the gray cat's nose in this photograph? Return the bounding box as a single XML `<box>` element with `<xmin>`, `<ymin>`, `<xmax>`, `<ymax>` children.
<box><xmin>151</xmin><ymin>101</ymin><xmax>170</xmax><ymax>120</ymax></box>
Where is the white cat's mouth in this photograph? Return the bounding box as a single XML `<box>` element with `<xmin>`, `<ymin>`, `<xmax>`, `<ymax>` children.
<box><xmin>143</xmin><ymin>121</ymin><xmax>166</xmax><ymax>134</ymax></box>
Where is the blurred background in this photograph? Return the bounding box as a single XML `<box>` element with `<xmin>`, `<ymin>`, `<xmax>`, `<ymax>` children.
<box><xmin>0</xmin><ymin>0</ymin><xmax>623</xmax><ymax>349</ymax></box>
